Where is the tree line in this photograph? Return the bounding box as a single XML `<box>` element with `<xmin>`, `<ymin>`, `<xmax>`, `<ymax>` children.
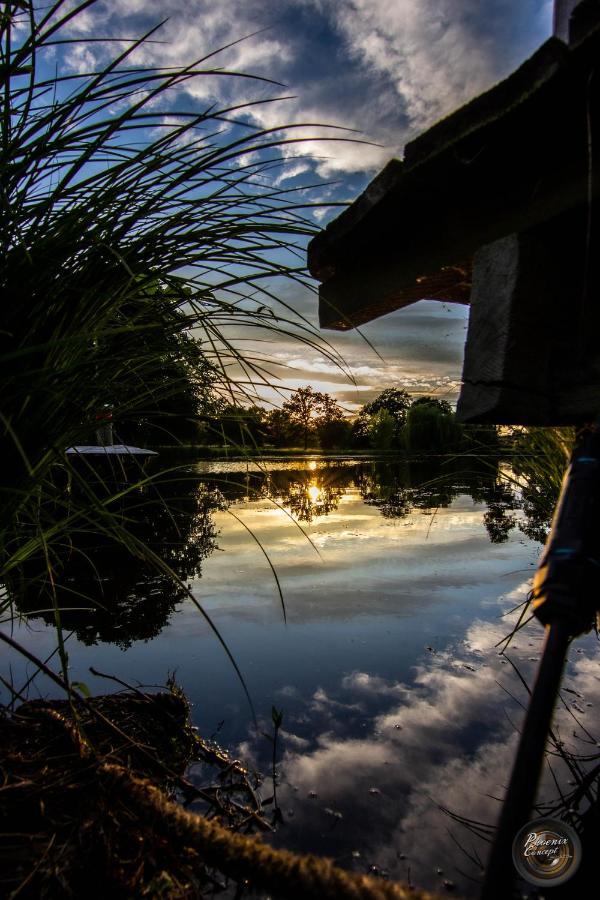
<box><xmin>188</xmin><ymin>386</ymin><xmax>498</xmax><ymax>453</ymax></box>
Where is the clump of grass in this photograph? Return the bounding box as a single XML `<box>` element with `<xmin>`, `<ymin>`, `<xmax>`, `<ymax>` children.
<box><xmin>1</xmin><ymin>0</ymin><xmax>349</xmax><ymax>561</ymax></box>
<box><xmin>0</xmin><ymin>683</ymin><xmax>270</xmax><ymax>897</ymax></box>
<box><xmin>0</xmin><ymin>0</ymin><xmax>354</xmax><ymax>707</ymax></box>
<box><xmin>509</xmin><ymin>426</ymin><xmax>575</xmax><ymax>543</ymax></box>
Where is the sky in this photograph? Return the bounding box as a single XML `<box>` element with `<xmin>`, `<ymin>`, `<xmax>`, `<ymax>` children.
<box><xmin>59</xmin><ymin>0</ymin><xmax>555</xmax><ymax>411</ymax></box>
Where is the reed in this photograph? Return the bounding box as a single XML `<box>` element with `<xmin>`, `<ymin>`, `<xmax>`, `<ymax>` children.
<box><xmin>0</xmin><ymin>0</ymin><xmax>350</xmax><ymax>697</ymax></box>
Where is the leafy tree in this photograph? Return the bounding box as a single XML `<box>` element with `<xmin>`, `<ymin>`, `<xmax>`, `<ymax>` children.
<box><xmin>355</xmin><ymin>388</ymin><xmax>411</xmax><ymax>445</ymax></box>
<box><xmin>216</xmin><ymin>404</ymin><xmax>268</xmax><ymax>448</ymax></box>
<box><xmin>363</xmin><ymin>389</ymin><xmax>412</xmax><ymax>423</ymax></box>
<box><xmin>411</xmin><ymin>396</ymin><xmax>453</xmax><ymax>415</ymax></box>
<box><xmin>108</xmin><ymin>289</ymin><xmax>219</xmax><ymax>446</ymax></box>
<box><xmin>314</xmin><ymin>394</ymin><xmax>347</xmax><ymax>449</ymax></box>
<box><xmin>264</xmin><ymin>409</ymin><xmax>302</xmax><ymax>447</ymax></box>
<box><xmin>317</xmin><ymin>416</ymin><xmax>352</xmax><ymax>450</ymax></box>
<box><xmin>368</xmin><ymin>409</ymin><xmax>396</xmax><ymax>452</ymax></box>
<box><xmin>282</xmin><ymin>386</ymin><xmax>328</xmax><ymax>450</ymax></box>
<box><xmin>403</xmin><ymin>401</ymin><xmax>463</xmax><ymax>452</ymax></box>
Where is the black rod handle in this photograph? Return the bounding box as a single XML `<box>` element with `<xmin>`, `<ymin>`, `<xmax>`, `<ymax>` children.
<box><xmin>481</xmin><ymin>620</ymin><xmax>571</xmax><ymax>899</ymax></box>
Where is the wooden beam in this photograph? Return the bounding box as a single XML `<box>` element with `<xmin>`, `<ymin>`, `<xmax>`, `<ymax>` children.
<box><xmin>310</xmin><ymin>24</ymin><xmax>600</xmax><ymax>331</ymax></box>
<box><xmin>553</xmin><ymin>0</ymin><xmax>581</xmax><ymax>41</ymax></box>
<box><xmin>319</xmin><ymin>263</ymin><xmax>471</xmax><ymax>331</ymax></box>
<box><xmin>457</xmin><ymin>207</ymin><xmax>600</xmax><ymax>424</ymax></box>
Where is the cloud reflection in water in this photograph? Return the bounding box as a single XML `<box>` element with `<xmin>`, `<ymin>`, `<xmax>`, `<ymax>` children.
<box><xmin>237</xmin><ymin>586</ymin><xmax>600</xmax><ymax>896</ymax></box>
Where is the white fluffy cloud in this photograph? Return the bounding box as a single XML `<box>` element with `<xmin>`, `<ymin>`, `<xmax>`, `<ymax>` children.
<box><xmin>238</xmin><ymin>587</ymin><xmax>600</xmax><ymax>892</ymax></box>
<box><xmin>58</xmin><ymin>0</ymin><xmax>553</xmax><ymax>176</ymax></box>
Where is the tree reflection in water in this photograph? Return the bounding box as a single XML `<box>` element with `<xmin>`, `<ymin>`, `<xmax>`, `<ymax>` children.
<box><xmin>219</xmin><ymin>457</ymin><xmax>556</xmax><ymax>542</ymax></box>
<box><xmin>9</xmin><ymin>469</ymin><xmax>225</xmax><ymax>647</ymax></box>
<box><xmin>7</xmin><ymin>455</ymin><xmax>558</xmax><ymax>651</ymax></box>
<box><xmin>268</xmin><ymin>467</ymin><xmax>345</xmax><ymax>522</ymax></box>
<box><xmin>3</xmin><ymin>452</ymin><xmax>570</xmax><ymax>900</ymax></box>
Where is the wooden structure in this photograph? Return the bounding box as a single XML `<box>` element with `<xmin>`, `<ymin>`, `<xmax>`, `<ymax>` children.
<box><xmin>308</xmin><ymin>0</ymin><xmax>600</xmax><ymax>424</ymax></box>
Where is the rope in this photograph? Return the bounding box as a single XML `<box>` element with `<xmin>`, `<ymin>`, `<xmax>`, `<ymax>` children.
<box><xmin>18</xmin><ymin>701</ymin><xmax>447</xmax><ymax>898</ymax></box>
<box><xmin>100</xmin><ymin>762</ymin><xmax>444</xmax><ymax>900</ymax></box>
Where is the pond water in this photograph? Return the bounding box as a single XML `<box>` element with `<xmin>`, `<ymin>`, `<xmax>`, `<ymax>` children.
<box><xmin>3</xmin><ymin>455</ymin><xmax>600</xmax><ymax>896</ymax></box>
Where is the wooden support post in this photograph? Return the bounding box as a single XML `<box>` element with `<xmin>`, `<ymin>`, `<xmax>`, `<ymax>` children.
<box><xmin>457</xmin><ymin>208</ymin><xmax>599</xmax><ymax>424</ymax></box>
<box><xmin>554</xmin><ymin>0</ymin><xmax>582</xmax><ymax>41</ymax></box>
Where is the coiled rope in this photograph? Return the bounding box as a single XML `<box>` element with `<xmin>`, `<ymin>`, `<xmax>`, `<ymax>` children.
<box><xmin>100</xmin><ymin>762</ymin><xmax>443</xmax><ymax>900</ymax></box>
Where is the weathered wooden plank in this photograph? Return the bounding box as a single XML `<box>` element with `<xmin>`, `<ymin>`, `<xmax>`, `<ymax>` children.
<box><xmin>554</xmin><ymin>0</ymin><xmax>582</xmax><ymax>41</ymax></box>
<box><xmin>457</xmin><ymin>207</ymin><xmax>599</xmax><ymax>424</ymax></box>
<box><xmin>319</xmin><ymin>263</ymin><xmax>471</xmax><ymax>331</ymax></box>
<box><xmin>569</xmin><ymin>0</ymin><xmax>600</xmax><ymax>42</ymax></box>
<box><xmin>308</xmin><ymin>161</ymin><xmax>403</xmax><ymax>283</ymax></box>
<box><xmin>308</xmin><ymin>38</ymin><xmax>567</xmax><ymax>283</ymax></box>
<box><xmin>457</xmin><ymin>233</ymin><xmax>555</xmax><ymax>423</ymax></box>
<box><xmin>311</xmin><ymin>23</ymin><xmax>599</xmax><ymax>332</ymax></box>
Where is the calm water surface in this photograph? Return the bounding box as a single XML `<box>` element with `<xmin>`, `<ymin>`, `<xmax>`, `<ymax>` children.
<box><xmin>3</xmin><ymin>456</ymin><xmax>600</xmax><ymax>896</ymax></box>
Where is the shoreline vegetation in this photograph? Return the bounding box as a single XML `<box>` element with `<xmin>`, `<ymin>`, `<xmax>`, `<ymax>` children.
<box><xmin>2</xmin><ymin>685</ymin><xmax>436</xmax><ymax>900</ymax></box>
<box><xmin>124</xmin><ymin>386</ymin><xmax>502</xmax><ymax>456</ymax></box>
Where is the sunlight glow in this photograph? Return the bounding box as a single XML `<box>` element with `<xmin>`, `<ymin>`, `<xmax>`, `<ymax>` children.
<box><xmin>308</xmin><ymin>483</ymin><xmax>322</xmax><ymax>503</ymax></box>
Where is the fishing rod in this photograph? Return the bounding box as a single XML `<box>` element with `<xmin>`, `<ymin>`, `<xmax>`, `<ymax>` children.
<box><xmin>481</xmin><ymin>420</ymin><xmax>600</xmax><ymax>898</ymax></box>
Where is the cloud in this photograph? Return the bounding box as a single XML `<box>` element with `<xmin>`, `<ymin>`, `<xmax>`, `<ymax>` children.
<box><xmin>57</xmin><ymin>0</ymin><xmax>553</xmax><ymax>176</ymax></box>
<box><xmin>341</xmin><ymin>671</ymin><xmax>409</xmax><ymax>698</ymax></box>
<box><xmin>209</xmin><ymin>285</ymin><xmax>469</xmax><ymax>410</ymax></box>
<box><xmin>310</xmin><ymin>0</ymin><xmax>552</xmax><ymax>144</ymax></box>
<box><xmin>238</xmin><ymin>590</ymin><xmax>600</xmax><ymax>893</ymax></box>
<box><xmin>45</xmin><ymin>1</ymin><xmax>551</xmax><ymax>405</ymax></box>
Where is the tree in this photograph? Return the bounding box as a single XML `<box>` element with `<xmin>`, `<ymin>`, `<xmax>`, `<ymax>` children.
<box><xmin>92</xmin><ymin>283</ymin><xmax>219</xmax><ymax>446</ymax></box>
<box><xmin>264</xmin><ymin>409</ymin><xmax>302</xmax><ymax>447</ymax></box>
<box><xmin>403</xmin><ymin>402</ymin><xmax>463</xmax><ymax>453</ymax></box>
<box><xmin>216</xmin><ymin>404</ymin><xmax>268</xmax><ymax>448</ymax></box>
<box><xmin>355</xmin><ymin>388</ymin><xmax>412</xmax><ymax>445</ymax></box>
<box><xmin>411</xmin><ymin>396</ymin><xmax>453</xmax><ymax>415</ymax></box>
<box><xmin>368</xmin><ymin>409</ymin><xmax>396</xmax><ymax>452</ymax></box>
<box><xmin>282</xmin><ymin>386</ymin><xmax>329</xmax><ymax>450</ymax></box>
<box><xmin>317</xmin><ymin>416</ymin><xmax>352</xmax><ymax>450</ymax></box>
<box><xmin>363</xmin><ymin>389</ymin><xmax>412</xmax><ymax>423</ymax></box>
<box><xmin>315</xmin><ymin>394</ymin><xmax>348</xmax><ymax>449</ymax></box>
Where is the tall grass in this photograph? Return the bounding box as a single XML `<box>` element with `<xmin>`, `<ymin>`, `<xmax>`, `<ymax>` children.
<box><xmin>509</xmin><ymin>426</ymin><xmax>575</xmax><ymax>542</ymax></box>
<box><xmin>0</xmin><ymin>0</ymin><xmax>350</xmax><ymax>699</ymax></box>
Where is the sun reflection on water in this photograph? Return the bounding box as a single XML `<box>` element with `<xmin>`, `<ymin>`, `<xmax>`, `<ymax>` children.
<box><xmin>307</xmin><ymin>483</ymin><xmax>322</xmax><ymax>503</ymax></box>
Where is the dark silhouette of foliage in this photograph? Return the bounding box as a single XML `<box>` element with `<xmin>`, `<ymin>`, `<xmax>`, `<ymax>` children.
<box><xmin>214</xmin><ymin>405</ymin><xmax>269</xmax><ymax>449</ymax></box>
<box><xmin>264</xmin><ymin>409</ymin><xmax>304</xmax><ymax>448</ymax></box>
<box><xmin>282</xmin><ymin>387</ymin><xmax>343</xmax><ymax>450</ymax></box>
<box><xmin>9</xmin><ymin>470</ymin><xmax>224</xmax><ymax>647</ymax></box>
<box><xmin>403</xmin><ymin>401</ymin><xmax>463</xmax><ymax>453</ymax></box>
<box><xmin>410</xmin><ymin>396</ymin><xmax>453</xmax><ymax>414</ymax></box>
<box><xmin>363</xmin><ymin>389</ymin><xmax>412</xmax><ymax>422</ymax></box>
<box><xmin>367</xmin><ymin>409</ymin><xmax>396</xmax><ymax>452</ymax></box>
<box><xmin>354</xmin><ymin>388</ymin><xmax>412</xmax><ymax>447</ymax></box>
